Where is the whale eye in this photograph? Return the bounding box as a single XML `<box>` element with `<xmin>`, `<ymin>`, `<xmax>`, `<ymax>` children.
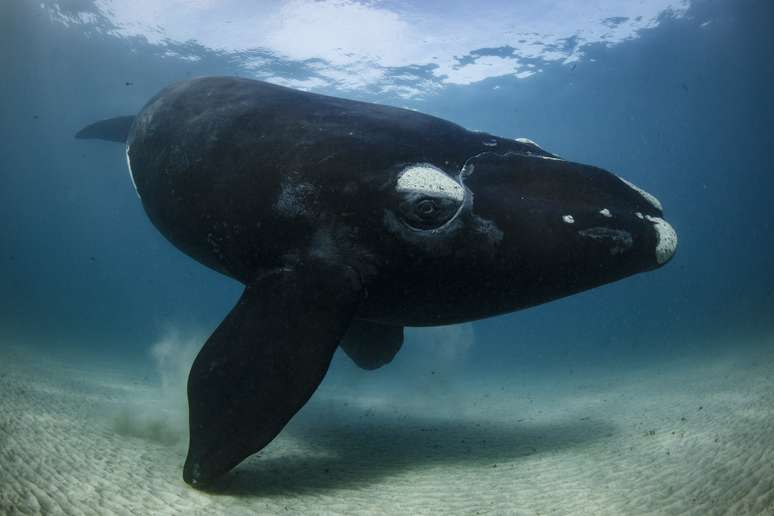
<box><xmin>417</xmin><ymin>199</ymin><xmax>436</xmax><ymax>216</ymax></box>
<box><xmin>399</xmin><ymin>195</ymin><xmax>461</xmax><ymax>230</ymax></box>
<box><xmin>395</xmin><ymin>164</ymin><xmax>465</xmax><ymax>230</ymax></box>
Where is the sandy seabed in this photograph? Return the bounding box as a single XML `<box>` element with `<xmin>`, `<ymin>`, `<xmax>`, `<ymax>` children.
<box><xmin>1</xmin><ymin>339</ymin><xmax>773</xmax><ymax>516</ymax></box>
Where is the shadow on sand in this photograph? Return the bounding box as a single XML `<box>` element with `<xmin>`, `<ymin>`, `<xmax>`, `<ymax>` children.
<box><xmin>203</xmin><ymin>399</ymin><xmax>616</xmax><ymax>497</ymax></box>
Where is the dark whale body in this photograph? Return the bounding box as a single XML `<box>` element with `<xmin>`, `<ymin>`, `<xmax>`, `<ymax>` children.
<box><xmin>77</xmin><ymin>76</ymin><xmax>677</xmax><ymax>486</ymax></box>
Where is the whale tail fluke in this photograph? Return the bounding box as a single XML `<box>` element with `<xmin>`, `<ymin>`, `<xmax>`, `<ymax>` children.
<box><xmin>75</xmin><ymin>116</ymin><xmax>135</xmax><ymax>143</ymax></box>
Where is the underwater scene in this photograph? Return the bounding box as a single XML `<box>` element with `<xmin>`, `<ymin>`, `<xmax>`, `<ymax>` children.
<box><xmin>1</xmin><ymin>0</ymin><xmax>773</xmax><ymax>514</ymax></box>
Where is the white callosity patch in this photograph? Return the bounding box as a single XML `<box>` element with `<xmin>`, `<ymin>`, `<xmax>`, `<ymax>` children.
<box><xmin>645</xmin><ymin>215</ymin><xmax>678</xmax><ymax>264</ymax></box>
<box><xmin>599</xmin><ymin>208</ymin><xmax>612</xmax><ymax>218</ymax></box>
<box><xmin>635</xmin><ymin>212</ymin><xmax>644</xmax><ymax>219</ymax></box>
<box><xmin>125</xmin><ymin>145</ymin><xmax>140</xmax><ymax>198</ymax></box>
<box><xmin>619</xmin><ymin>177</ymin><xmax>663</xmax><ymax>212</ymax></box>
<box><xmin>562</xmin><ymin>215</ymin><xmax>575</xmax><ymax>224</ymax></box>
<box><xmin>397</xmin><ymin>165</ymin><xmax>464</xmax><ymax>202</ymax></box>
<box><xmin>514</xmin><ymin>138</ymin><xmax>563</xmax><ymax>160</ymax></box>
<box><xmin>514</xmin><ymin>137</ymin><xmax>541</xmax><ymax>148</ymax></box>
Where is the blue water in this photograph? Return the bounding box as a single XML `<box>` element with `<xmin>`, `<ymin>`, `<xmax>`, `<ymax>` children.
<box><xmin>0</xmin><ymin>0</ymin><xmax>772</xmax><ymax>511</ymax></box>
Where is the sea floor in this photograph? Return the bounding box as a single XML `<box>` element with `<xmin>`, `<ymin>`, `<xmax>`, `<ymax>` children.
<box><xmin>1</xmin><ymin>338</ymin><xmax>773</xmax><ymax>515</ymax></box>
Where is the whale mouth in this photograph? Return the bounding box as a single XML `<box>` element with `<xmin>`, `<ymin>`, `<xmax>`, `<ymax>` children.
<box><xmin>571</xmin><ymin>212</ymin><xmax>677</xmax><ymax>268</ymax></box>
<box><xmin>576</xmin><ymin>227</ymin><xmax>634</xmax><ymax>256</ymax></box>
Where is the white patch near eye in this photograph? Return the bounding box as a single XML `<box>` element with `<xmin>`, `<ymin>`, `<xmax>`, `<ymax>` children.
<box><xmin>562</xmin><ymin>215</ymin><xmax>575</xmax><ymax>224</ymax></box>
<box><xmin>397</xmin><ymin>164</ymin><xmax>464</xmax><ymax>202</ymax></box>
<box><xmin>599</xmin><ymin>208</ymin><xmax>612</xmax><ymax>218</ymax></box>
<box><xmin>635</xmin><ymin>212</ymin><xmax>644</xmax><ymax>219</ymax></box>
<box><xmin>645</xmin><ymin>215</ymin><xmax>678</xmax><ymax>264</ymax></box>
<box><xmin>619</xmin><ymin>177</ymin><xmax>663</xmax><ymax>212</ymax></box>
<box><xmin>125</xmin><ymin>145</ymin><xmax>140</xmax><ymax>198</ymax></box>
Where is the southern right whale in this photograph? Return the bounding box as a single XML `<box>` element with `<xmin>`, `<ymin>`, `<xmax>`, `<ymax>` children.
<box><xmin>77</xmin><ymin>76</ymin><xmax>677</xmax><ymax>486</ymax></box>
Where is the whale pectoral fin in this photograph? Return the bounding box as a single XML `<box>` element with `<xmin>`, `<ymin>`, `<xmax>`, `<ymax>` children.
<box><xmin>183</xmin><ymin>264</ymin><xmax>362</xmax><ymax>487</ymax></box>
<box><xmin>340</xmin><ymin>320</ymin><xmax>404</xmax><ymax>370</ymax></box>
<box><xmin>75</xmin><ymin>116</ymin><xmax>135</xmax><ymax>142</ymax></box>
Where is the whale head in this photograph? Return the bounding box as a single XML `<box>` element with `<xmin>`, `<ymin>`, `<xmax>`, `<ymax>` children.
<box><xmin>364</xmin><ymin>148</ymin><xmax>677</xmax><ymax>325</ymax></box>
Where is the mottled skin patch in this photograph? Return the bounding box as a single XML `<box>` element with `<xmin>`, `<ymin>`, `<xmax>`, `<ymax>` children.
<box><xmin>577</xmin><ymin>227</ymin><xmax>633</xmax><ymax>255</ymax></box>
<box><xmin>274</xmin><ymin>176</ymin><xmax>317</xmax><ymax>217</ymax></box>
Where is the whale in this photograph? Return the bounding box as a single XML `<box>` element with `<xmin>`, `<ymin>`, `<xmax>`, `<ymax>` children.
<box><xmin>76</xmin><ymin>76</ymin><xmax>677</xmax><ymax>486</ymax></box>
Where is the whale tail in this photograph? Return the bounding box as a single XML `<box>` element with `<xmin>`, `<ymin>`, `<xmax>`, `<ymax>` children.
<box><xmin>75</xmin><ymin>116</ymin><xmax>135</xmax><ymax>143</ymax></box>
